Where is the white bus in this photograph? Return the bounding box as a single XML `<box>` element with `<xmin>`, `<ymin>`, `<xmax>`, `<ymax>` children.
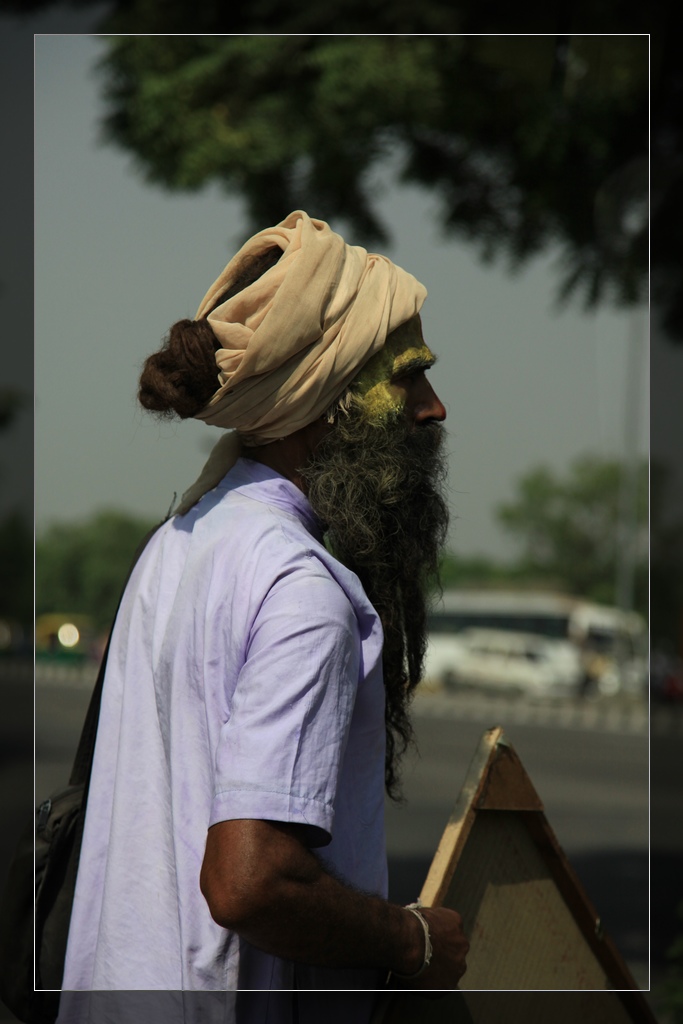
<box><xmin>424</xmin><ymin>589</ymin><xmax>646</xmax><ymax>696</ymax></box>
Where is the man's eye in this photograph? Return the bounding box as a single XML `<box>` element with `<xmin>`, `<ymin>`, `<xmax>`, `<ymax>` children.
<box><xmin>395</xmin><ymin>369</ymin><xmax>425</xmax><ymax>384</ymax></box>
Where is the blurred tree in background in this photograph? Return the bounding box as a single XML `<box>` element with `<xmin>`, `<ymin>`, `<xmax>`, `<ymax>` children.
<box><xmin>496</xmin><ymin>455</ymin><xmax>648</xmax><ymax>615</ymax></box>
<box><xmin>35</xmin><ymin>510</ymin><xmax>157</xmax><ymax>631</ymax></box>
<box><xmin>3</xmin><ymin>3</ymin><xmax>665</xmax><ymax>327</ymax></box>
<box><xmin>95</xmin><ymin>34</ymin><xmax>648</xmax><ymax>324</ymax></box>
<box><xmin>438</xmin><ymin>552</ymin><xmax>538</xmax><ymax>593</ymax></box>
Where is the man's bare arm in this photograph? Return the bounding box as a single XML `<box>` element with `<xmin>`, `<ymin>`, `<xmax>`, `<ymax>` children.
<box><xmin>200</xmin><ymin>818</ymin><xmax>468</xmax><ymax>988</ymax></box>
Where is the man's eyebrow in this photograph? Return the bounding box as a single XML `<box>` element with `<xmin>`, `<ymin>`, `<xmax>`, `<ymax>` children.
<box><xmin>390</xmin><ymin>354</ymin><xmax>437</xmax><ymax>380</ymax></box>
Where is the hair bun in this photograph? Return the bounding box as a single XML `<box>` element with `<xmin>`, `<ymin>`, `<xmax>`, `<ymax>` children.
<box><xmin>138</xmin><ymin>319</ymin><xmax>220</xmax><ymax>419</ymax></box>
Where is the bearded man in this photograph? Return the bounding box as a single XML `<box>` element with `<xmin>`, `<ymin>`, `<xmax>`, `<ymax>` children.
<box><xmin>58</xmin><ymin>211</ymin><xmax>469</xmax><ymax>1022</ymax></box>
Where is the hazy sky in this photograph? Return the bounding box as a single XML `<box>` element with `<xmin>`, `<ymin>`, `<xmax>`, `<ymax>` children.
<box><xmin>32</xmin><ymin>33</ymin><xmax>649</xmax><ymax>561</ymax></box>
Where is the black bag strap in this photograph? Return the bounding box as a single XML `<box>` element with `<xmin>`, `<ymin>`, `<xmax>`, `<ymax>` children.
<box><xmin>68</xmin><ymin>521</ymin><xmax>164</xmax><ymax>788</ymax></box>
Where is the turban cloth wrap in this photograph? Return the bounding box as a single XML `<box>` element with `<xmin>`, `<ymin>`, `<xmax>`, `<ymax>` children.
<box><xmin>175</xmin><ymin>210</ymin><xmax>427</xmax><ymax>514</ymax></box>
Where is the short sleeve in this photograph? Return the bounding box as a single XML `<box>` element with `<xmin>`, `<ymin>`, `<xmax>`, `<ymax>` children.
<box><xmin>209</xmin><ymin>561</ymin><xmax>360</xmax><ymax>847</ymax></box>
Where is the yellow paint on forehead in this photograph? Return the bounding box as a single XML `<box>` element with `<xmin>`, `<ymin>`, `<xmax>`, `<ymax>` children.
<box><xmin>352</xmin><ymin>315</ymin><xmax>435</xmax><ymax>419</ymax></box>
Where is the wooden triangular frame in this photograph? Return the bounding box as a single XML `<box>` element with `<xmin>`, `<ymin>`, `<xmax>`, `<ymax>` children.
<box><xmin>372</xmin><ymin>726</ymin><xmax>656</xmax><ymax>1024</ymax></box>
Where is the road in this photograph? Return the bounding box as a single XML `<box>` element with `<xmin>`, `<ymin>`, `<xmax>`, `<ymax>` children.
<box><xmin>1</xmin><ymin>662</ymin><xmax>682</xmax><ymax>1020</ymax></box>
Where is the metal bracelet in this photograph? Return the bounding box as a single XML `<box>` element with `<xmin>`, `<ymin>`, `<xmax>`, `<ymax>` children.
<box><xmin>390</xmin><ymin>900</ymin><xmax>433</xmax><ymax>980</ymax></box>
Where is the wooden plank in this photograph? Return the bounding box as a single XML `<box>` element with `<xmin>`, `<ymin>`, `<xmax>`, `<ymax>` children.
<box><xmin>418</xmin><ymin>726</ymin><xmax>505</xmax><ymax>909</ymax></box>
<box><xmin>440</xmin><ymin>809</ymin><xmax>610</xmax><ymax>989</ymax></box>
<box><xmin>372</xmin><ymin>727</ymin><xmax>656</xmax><ymax>1023</ymax></box>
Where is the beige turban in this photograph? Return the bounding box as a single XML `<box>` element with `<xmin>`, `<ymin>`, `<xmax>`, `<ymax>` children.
<box><xmin>175</xmin><ymin>210</ymin><xmax>426</xmax><ymax>514</ymax></box>
<box><xmin>195</xmin><ymin>210</ymin><xmax>426</xmax><ymax>441</ymax></box>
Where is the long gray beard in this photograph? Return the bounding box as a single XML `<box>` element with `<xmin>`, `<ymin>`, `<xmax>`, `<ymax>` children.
<box><xmin>301</xmin><ymin>405</ymin><xmax>449</xmax><ymax>800</ymax></box>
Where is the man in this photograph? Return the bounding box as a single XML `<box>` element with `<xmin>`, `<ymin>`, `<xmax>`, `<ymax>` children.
<box><xmin>58</xmin><ymin>211</ymin><xmax>468</xmax><ymax>1021</ymax></box>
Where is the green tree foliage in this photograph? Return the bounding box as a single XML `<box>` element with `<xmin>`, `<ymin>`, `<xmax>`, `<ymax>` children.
<box><xmin>1</xmin><ymin>0</ymin><xmax>663</xmax><ymax>35</ymax></box>
<box><xmin>496</xmin><ymin>455</ymin><xmax>647</xmax><ymax>613</ymax></box>
<box><xmin>7</xmin><ymin>2</ymin><xmax>679</xmax><ymax>332</ymax></box>
<box><xmin>36</xmin><ymin>510</ymin><xmax>157</xmax><ymax>631</ymax></box>
<box><xmin>94</xmin><ymin>34</ymin><xmax>647</xmax><ymax>322</ymax></box>
<box><xmin>438</xmin><ymin>552</ymin><xmax>537</xmax><ymax>593</ymax></box>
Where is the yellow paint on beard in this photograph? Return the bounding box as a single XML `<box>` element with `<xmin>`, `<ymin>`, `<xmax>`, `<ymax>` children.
<box><xmin>352</xmin><ymin>316</ymin><xmax>435</xmax><ymax>421</ymax></box>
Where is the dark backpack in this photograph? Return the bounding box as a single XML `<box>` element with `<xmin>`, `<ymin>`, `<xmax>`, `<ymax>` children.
<box><xmin>0</xmin><ymin>524</ymin><xmax>161</xmax><ymax>1023</ymax></box>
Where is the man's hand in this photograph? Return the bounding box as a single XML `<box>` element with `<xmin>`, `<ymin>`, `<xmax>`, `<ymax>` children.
<box><xmin>391</xmin><ymin>907</ymin><xmax>469</xmax><ymax>989</ymax></box>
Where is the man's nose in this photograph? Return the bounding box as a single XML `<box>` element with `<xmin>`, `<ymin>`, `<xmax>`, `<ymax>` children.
<box><xmin>413</xmin><ymin>379</ymin><xmax>447</xmax><ymax>425</ymax></box>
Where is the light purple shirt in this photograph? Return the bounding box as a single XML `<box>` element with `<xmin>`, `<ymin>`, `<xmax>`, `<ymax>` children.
<box><xmin>60</xmin><ymin>459</ymin><xmax>387</xmax><ymax>1014</ymax></box>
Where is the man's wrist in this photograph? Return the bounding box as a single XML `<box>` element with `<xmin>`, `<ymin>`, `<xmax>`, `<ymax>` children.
<box><xmin>390</xmin><ymin>904</ymin><xmax>430</xmax><ymax>978</ymax></box>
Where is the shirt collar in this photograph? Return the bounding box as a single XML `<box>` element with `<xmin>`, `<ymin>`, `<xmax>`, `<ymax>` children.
<box><xmin>218</xmin><ymin>457</ymin><xmax>323</xmax><ymax>541</ymax></box>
